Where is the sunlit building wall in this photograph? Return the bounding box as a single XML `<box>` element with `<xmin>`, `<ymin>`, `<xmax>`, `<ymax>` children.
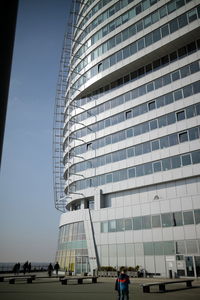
<box><xmin>55</xmin><ymin>0</ymin><xmax>200</xmax><ymax>277</ymax></box>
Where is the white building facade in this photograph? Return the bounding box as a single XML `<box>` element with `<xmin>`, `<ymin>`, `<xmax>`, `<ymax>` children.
<box><xmin>55</xmin><ymin>0</ymin><xmax>200</xmax><ymax>277</ymax></box>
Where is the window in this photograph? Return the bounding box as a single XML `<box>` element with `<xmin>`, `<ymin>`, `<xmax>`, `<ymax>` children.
<box><xmin>116</xmin><ymin>219</ymin><xmax>125</xmax><ymax>231</ymax></box>
<box><xmin>125</xmin><ymin>218</ymin><xmax>132</xmax><ymax>230</ymax></box>
<box><xmin>108</xmin><ymin>220</ymin><xmax>116</xmax><ymax>232</ymax></box>
<box><xmin>106</xmin><ymin>173</ymin><xmax>112</xmax><ymax>183</ymax></box>
<box><xmin>179</xmin><ymin>132</ymin><xmax>188</xmax><ymax>143</ymax></box>
<box><xmin>192</xmin><ymin>150</ymin><xmax>200</xmax><ymax>164</ymax></box>
<box><xmin>171</xmin><ymin>156</ymin><xmax>181</xmax><ymax>169</ymax></box>
<box><xmin>194</xmin><ymin>209</ymin><xmax>200</xmax><ymax>224</ymax></box>
<box><xmin>183</xmin><ymin>211</ymin><xmax>194</xmax><ymax>225</ymax></box>
<box><xmin>189</xmin><ymin>127</ymin><xmax>199</xmax><ymax>140</ymax></box>
<box><xmin>174</xmin><ymin>89</ymin><xmax>183</xmax><ymax>101</ymax></box>
<box><xmin>153</xmin><ymin>161</ymin><xmax>162</xmax><ymax>172</ymax></box>
<box><xmin>98</xmin><ymin>63</ymin><xmax>103</xmax><ymax>73</ymax></box>
<box><xmin>160</xmin><ymin>136</ymin><xmax>169</xmax><ymax>149</ymax></box>
<box><xmin>161</xmin><ymin>213</ymin><xmax>173</xmax><ymax>227</ymax></box>
<box><xmin>128</xmin><ymin>167</ymin><xmax>135</xmax><ymax>178</ymax></box>
<box><xmin>126</xmin><ymin>110</ymin><xmax>132</xmax><ymax>119</ymax></box>
<box><xmin>176</xmin><ymin>110</ymin><xmax>185</xmax><ymax>121</ymax></box>
<box><xmin>150</xmin><ymin>119</ymin><xmax>158</xmax><ymax>130</ymax></box>
<box><xmin>144</xmin><ymin>242</ymin><xmax>154</xmax><ymax>255</ymax></box>
<box><xmin>169</xmin><ymin>133</ymin><xmax>178</xmax><ymax>146</ymax></box>
<box><xmin>152</xmin><ymin>215</ymin><xmax>161</xmax><ymax>227</ymax></box>
<box><xmin>172</xmin><ymin>70</ymin><xmax>180</xmax><ymax>81</ymax></box>
<box><xmin>101</xmin><ymin>221</ymin><xmax>108</xmax><ymax>233</ymax></box>
<box><xmin>148</xmin><ymin>101</ymin><xmax>156</xmax><ymax>111</ymax></box>
<box><xmin>133</xmin><ymin>216</ymin><xmax>142</xmax><ymax>230</ymax></box>
<box><xmin>142</xmin><ymin>215</ymin><xmax>151</xmax><ymax>229</ymax></box>
<box><xmin>181</xmin><ymin>153</ymin><xmax>191</xmax><ymax>166</ymax></box>
<box><xmin>162</xmin><ymin>158</ymin><xmax>171</xmax><ymax>171</ymax></box>
<box><xmin>152</xmin><ymin>140</ymin><xmax>159</xmax><ymax>151</ymax></box>
<box><xmin>127</xmin><ymin>147</ymin><xmax>134</xmax><ymax>157</ymax></box>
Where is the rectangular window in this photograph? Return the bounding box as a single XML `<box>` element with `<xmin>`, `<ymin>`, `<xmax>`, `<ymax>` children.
<box><xmin>126</xmin><ymin>110</ymin><xmax>132</xmax><ymax>119</ymax></box>
<box><xmin>142</xmin><ymin>215</ymin><xmax>151</xmax><ymax>229</ymax></box>
<box><xmin>152</xmin><ymin>140</ymin><xmax>159</xmax><ymax>151</ymax></box>
<box><xmin>144</xmin><ymin>162</ymin><xmax>153</xmax><ymax>175</ymax></box>
<box><xmin>160</xmin><ymin>136</ymin><xmax>169</xmax><ymax>149</ymax></box>
<box><xmin>153</xmin><ymin>161</ymin><xmax>162</xmax><ymax>172</ymax></box>
<box><xmin>150</xmin><ymin>119</ymin><xmax>158</xmax><ymax>130</ymax></box>
<box><xmin>189</xmin><ymin>127</ymin><xmax>199</xmax><ymax>140</ymax></box>
<box><xmin>161</xmin><ymin>213</ymin><xmax>173</xmax><ymax>227</ymax></box>
<box><xmin>176</xmin><ymin>110</ymin><xmax>185</xmax><ymax>121</ymax></box>
<box><xmin>101</xmin><ymin>221</ymin><xmax>108</xmax><ymax>233</ymax></box>
<box><xmin>183</xmin><ymin>211</ymin><xmax>194</xmax><ymax>225</ymax></box>
<box><xmin>128</xmin><ymin>167</ymin><xmax>135</xmax><ymax>178</ymax></box>
<box><xmin>179</xmin><ymin>132</ymin><xmax>188</xmax><ymax>143</ymax></box>
<box><xmin>148</xmin><ymin>101</ymin><xmax>156</xmax><ymax>111</ymax></box>
<box><xmin>162</xmin><ymin>158</ymin><xmax>171</xmax><ymax>171</ymax></box>
<box><xmin>116</xmin><ymin>219</ymin><xmax>125</xmax><ymax>231</ymax></box>
<box><xmin>181</xmin><ymin>153</ymin><xmax>191</xmax><ymax>166</ymax></box>
<box><xmin>125</xmin><ymin>218</ymin><xmax>133</xmax><ymax>230</ymax></box>
<box><xmin>173</xmin><ymin>212</ymin><xmax>183</xmax><ymax>226</ymax></box>
<box><xmin>169</xmin><ymin>133</ymin><xmax>178</xmax><ymax>146</ymax></box>
<box><xmin>194</xmin><ymin>209</ymin><xmax>200</xmax><ymax>224</ymax></box>
<box><xmin>154</xmin><ymin>242</ymin><xmax>163</xmax><ymax>255</ymax></box>
<box><xmin>174</xmin><ymin>89</ymin><xmax>183</xmax><ymax>101</ymax></box>
<box><xmin>163</xmin><ymin>241</ymin><xmax>175</xmax><ymax>255</ymax></box>
<box><xmin>127</xmin><ymin>147</ymin><xmax>134</xmax><ymax>157</ymax></box>
<box><xmin>171</xmin><ymin>155</ymin><xmax>181</xmax><ymax>169</ymax></box>
<box><xmin>108</xmin><ymin>220</ymin><xmax>116</xmax><ymax>232</ymax></box>
<box><xmin>144</xmin><ymin>242</ymin><xmax>154</xmax><ymax>255</ymax></box>
<box><xmin>192</xmin><ymin>150</ymin><xmax>200</xmax><ymax>164</ymax></box>
<box><xmin>152</xmin><ymin>215</ymin><xmax>161</xmax><ymax>228</ymax></box>
<box><xmin>133</xmin><ymin>216</ymin><xmax>142</xmax><ymax>230</ymax></box>
<box><xmin>135</xmin><ymin>144</ymin><xmax>143</xmax><ymax>156</ymax></box>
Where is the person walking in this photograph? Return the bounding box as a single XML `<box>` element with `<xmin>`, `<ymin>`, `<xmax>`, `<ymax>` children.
<box><xmin>47</xmin><ymin>263</ymin><xmax>53</xmax><ymax>277</ymax></box>
<box><xmin>115</xmin><ymin>269</ymin><xmax>130</xmax><ymax>300</ymax></box>
<box><xmin>54</xmin><ymin>262</ymin><xmax>60</xmax><ymax>276</ymax></box>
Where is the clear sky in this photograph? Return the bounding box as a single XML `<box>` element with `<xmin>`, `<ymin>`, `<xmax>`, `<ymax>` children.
<box><xmin>0</xmin><ymin>0</ymin><xmax>71</xmax><ymax>263</ymax></box>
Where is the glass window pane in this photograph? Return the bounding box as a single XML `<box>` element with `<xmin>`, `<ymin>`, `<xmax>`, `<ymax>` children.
<box><xmin>169</xmin><ymin>133</ymin><xmax>178</xmax><ymax>146</ymax></box>
<box><xmin>133</xmin><ymin>216</ymin><xmax>142</xmax><ymax>230</ymax></box>
<box><xmin>163</xmin><ymin>241</ymin><xmax>175</xmax><ymax>255</ymax></box>
<box><xmin>189</xmin><ymin>127</ymin><xmax>199</xmax><ymax>140</ymax></box>
<box><xmin>152</xmin><ymin>140</ymin><xmax>159</xmax><ymax>151</ymax></box>
<box><xmin>181</xmin><ymin>153</ymin><xmax>191</xmax><ymax>166</ymax></box>
<box><xmin>194</xmin><ymin>209</ymin><xmax>200</xmax><ymax>224</ymax></box>
<box><xmin>176</xmin><ymin>240</ymin><xmax>186</xmax><ymax>254</ymax></box>
<box><xmin>173</xmin><ymin>212</ymin><xmax>183</xmax><ymax>226</ymax></box>
<box><xmin>142</xmin><ymin>215</ymin><xmax>151</xmax><ymax>229</ymax></box>
<box><xmin>116</xmin><ymin>219</ymin><xmax>125</xmax><ymax>231</ymax></box>
<box><xmin>153</xmin><ymin>161</ymin><xmax>162</xmax><ymax>172</ymax></box>
<box><xmin>162</xmin><ymin>158</ymin><xmax>171</xmax><ymax>171</ymax></box>
<box><xmin>161</xmin><ymin>213</ymin><xmax>173</xmax><ymax>227</ymax></box>
<box><xmin>152</xmin><ymin>215</ymin><xmax>161</xmax><ymax>228</ymax></box>
<box><xmin>108</xmin><ymin>220</ymin><xmax>116</xmax><ymax>232</ymax></box>
<box><xmin>176</xmin><ymin>110</ymin><xmax>185</xmax><ymax>121</ymax></box>
<box><xmin>192</xmin><ymin>150</ymin><xmax>200</xmax><ymax>164</ymax></box>
<box><xmin>101</xmin><ymin>221</ymin><xmax>108</xmax><ymax>232</ymax></box>
<box><xmin>171</xmin><ymin>155</ymin><xmax>181</xmax><ymax>169</ymax></box>
<box><xmin>144</xmin><ymin>242</ymin><xmax>154</xmax><ymax>255</ymax></box>
<box><xmin>154</xmin><ymin>242</ymin><xmax>163</xmax><ymax>255</ymax></box>
<box><xmin>128</xmin><ymin>167</ymin><xmax>135</xmax><ymax>178</ymax></box>
<box><xmin>186</xmin><ymin>240</ymin><xmax>198</xmax><ymax>254</ymax></box>
<box><xmin>183</xmin><ymin>211</ymin><xmax>194</xmax><ymax>225</ymax></box>
<box><xmin>179</xmin><ymin>132</ymin><xmax>188</xmax><ymax>143</ymax></box>
<box><xmin>125</xmin><ymin>218</ymin><xmax>133</xmax><ymax>230</ymax></box>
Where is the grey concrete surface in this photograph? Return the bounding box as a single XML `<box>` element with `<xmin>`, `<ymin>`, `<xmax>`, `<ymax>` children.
<box><xmin>0</xmin><ymin>273</ymin><xmax>200</xmax><ymax>300</ymax></box>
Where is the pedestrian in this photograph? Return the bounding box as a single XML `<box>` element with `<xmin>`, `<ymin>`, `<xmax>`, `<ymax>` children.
<box><xmin>48</xmin><ymin>263</ymin><xmax>53</xmax><ymax>277</ymax></box>
<box><xmin>23</xmin><ymin>261</ymin><xmax>29</xmax><ymax>275</ymax></box>
<box><xmin>54</xmin><ymin>262</ymin><xmax>60</xmax><ymax>276</ymax></box>
<box><xmin>13</xmin><ymin>263</ymin><xmax>18</xmax><ymax>275</ymax></box>
<box><xmin>115</xmin><ymin>269</ymin><xmax>130</xmax><ymax>300</ymax></box>
<box><xmin>28</xmin><ymin>262</ymin><xmax>31</xmax><ymax>273</ymax></box>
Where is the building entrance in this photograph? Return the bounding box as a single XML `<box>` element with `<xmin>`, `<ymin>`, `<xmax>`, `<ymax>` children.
<box><xmin>185</xmin><ymin>256</ymin><xmax>194</xmax><ymax>277</ymax></box>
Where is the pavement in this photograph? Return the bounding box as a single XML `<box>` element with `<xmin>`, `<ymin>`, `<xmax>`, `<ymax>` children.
<box><xmin>0</xmin><ymin>272</ymin><xmax>200</xmax><ymax>300</ymax></box>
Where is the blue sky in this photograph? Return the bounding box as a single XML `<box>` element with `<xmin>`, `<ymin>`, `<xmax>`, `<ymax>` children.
<box><xmin>0</xmin><ymin>0</ymin><xmax>71</xmax><ymax>263</ymax></box>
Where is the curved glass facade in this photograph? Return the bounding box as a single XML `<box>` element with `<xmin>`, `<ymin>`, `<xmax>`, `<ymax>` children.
<box><xmin>55</xmin><ymin>0</ymin><xmax>200</xmax><ymax>277</ymax></box>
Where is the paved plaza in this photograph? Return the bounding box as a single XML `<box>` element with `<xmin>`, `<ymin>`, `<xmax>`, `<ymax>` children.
<box><xmin>0</xmin><ymin>274</ymin><xmax>200</xmax><ymax>300</ymax></box>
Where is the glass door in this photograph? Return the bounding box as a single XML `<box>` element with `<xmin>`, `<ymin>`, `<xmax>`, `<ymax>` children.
<box><xmin>185</xmin><ymin>256</ymin><xmax>194</xmax><ymax>277</ymax></box>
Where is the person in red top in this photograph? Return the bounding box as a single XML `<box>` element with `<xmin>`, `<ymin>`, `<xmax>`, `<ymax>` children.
<box><xmin>115</xmin><ymin>269</ymin><xmax>130</xmax><ymax>300</ymax></box>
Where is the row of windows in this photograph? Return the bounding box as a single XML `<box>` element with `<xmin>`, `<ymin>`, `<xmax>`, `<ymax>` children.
<box><xmin>73</xmin><ymin>39</ymin><xmax>200</xmax><ymax>109</ymax></box>
<box><xmin>72</xmin><ymin>0</ymin><xmax>188</xmax><ymax>78</ymax></box>
<box><xmin>69</xmin><ymin>102</ymin><xmax>200</xmax><ymax>159</ymax></box>
<box><xmin>74</xmin><ymin>0</ymin><xmax>135</xmax><ymax>55</ymax></box>
<box><xmin>72</xmin><ymin>0</ymin><xmax>161</xmax><ymax>73</ymax></box>
<box><xmin>66</xmin><ymin>58</ymin><xmax>200</xmax><ymax>132</ymax></box>
<box><xmin>100</xmin><ymin>209</ymin><xmax>200</xmax><ymax>233</ymax></box>
<box><xmin>69</xmin><ymin>150</ymin><xmax>200</xmax><ymax>191</ymax></box>
<box><xmin>67</xmin><ymin>126</ymin><xmax>200</xmax><ymax>174</ymax></box>
<box><xmin>72</xmin><ymin>5</ymin><xmax>200</xmax><ymax>92</ymax></box>
<box><xmin>64</xmin><ymin>66</ymin><xmax>200</xmax><ymax>142</ymax></box>
<box><xmin>99</xmin><ymin>239</ymin><xmax>200</xmax><ymax>258</ymax></box>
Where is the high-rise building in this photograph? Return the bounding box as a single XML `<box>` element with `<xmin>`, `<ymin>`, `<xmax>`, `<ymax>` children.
<box><xmin>53</xmin><ymin>0</ymin><xmax>200</xmax><ymax>277</ymax></box>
